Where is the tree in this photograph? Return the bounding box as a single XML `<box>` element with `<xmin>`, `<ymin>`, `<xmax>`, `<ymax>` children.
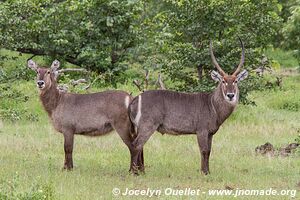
<box><xmin>136</xmin><ymin>0</ymin><xmax>282</xmax><ymax>103</ymax></box>
<box><xmin>272</xmin><ymin>0</ymin><xmax>298</xmax><ymax>48</ymax></box>
<box><xmin>282</xmin><ymin>1</ymin><xmax>300</xmax><ymax>62</ymax></box>
<box><xmin>0</xmin><ymin>0</ymin><xmax>142</xmax><ymax>74</ymax></box>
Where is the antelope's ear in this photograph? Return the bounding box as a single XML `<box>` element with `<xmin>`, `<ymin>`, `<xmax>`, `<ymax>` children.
<box><xmin>50</xmin><ymin>60</ymin><xmax>60</xmax><ymax>72</ymax></box>
<box><xmin>236</xmin><ymin>69</ymin><xmax>248</xmax><ymax>82</ymax></box>
<box><xmin>27</xmin><ymin>60</ymin><xmax>38</xmax><ymax>72</ymax></box>
<box><xmin>211</xmin><ymin>70</ymin><xmax>222</xmax><ymax>82</ymax></box>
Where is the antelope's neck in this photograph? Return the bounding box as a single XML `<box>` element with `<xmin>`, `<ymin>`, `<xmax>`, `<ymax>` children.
<box><xmin>39</xmin><ymin>83</ymin><xmax>62</xmax><ymax>116</ymax></box>
<box><xmin>211</xmin><ymin>84</ymin><xmax>237</xmax><ymax>125</ymax></box>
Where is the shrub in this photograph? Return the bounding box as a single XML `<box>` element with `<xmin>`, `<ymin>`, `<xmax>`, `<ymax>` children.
<box><xmin>0</xmin><ymin>83</ymin><xmax>39</xmax><ymax>122</ymax></box>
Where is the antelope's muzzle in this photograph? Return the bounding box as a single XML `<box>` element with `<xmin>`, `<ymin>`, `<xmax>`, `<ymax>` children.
<box><xmin>226</xmin><ymin>93</ymin><xmax>235</xmax><ymax>101</ymax></box>
<box><xmin>37</xmin><ymin>80</ymin><xmax>45</xmax><ymax>89</ymax></box>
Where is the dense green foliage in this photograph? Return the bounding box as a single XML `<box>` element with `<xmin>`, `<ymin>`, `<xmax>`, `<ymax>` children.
<box><xmin>138</xmin><ymin>0</ymin><xmax>282</xmax><ymax>104</ymax></box>
<box><xmin>0</xmin><ymin>0</ymin><xmax>141</xmax><ymax>74</ymax></box>
<box><xmin>0</xmin><ymin>0</ymin><xmax>299</xmax><ymax>104</ymax></box>
<box><xmin>282</xmin><ymin>0</ymin><xmax>300</xmax><ymax>61</ymax></box>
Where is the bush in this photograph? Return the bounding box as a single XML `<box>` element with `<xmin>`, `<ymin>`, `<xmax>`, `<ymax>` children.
<box><xmin>0</xmin><ymin>83</ymin><xmax>39</xmax><ymax>122</ymax></box>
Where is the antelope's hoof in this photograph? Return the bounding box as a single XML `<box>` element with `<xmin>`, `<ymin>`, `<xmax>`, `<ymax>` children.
<box><xmin>138</xmin><ymin>169</ymin><xmax>145</xmax><ymax>174</ymax></box>
<box><xmin>201</xmin><ymin>170</ymin><xmax>210</xmax><ymax>175</ymax></box>
<box><xmin>129</xmin><ymin>169</ymin><xmax>140</xmax><ymax>176</ymax></box>
<box><xmin>63</xmin><ymin>165</ymin><xmax>73</xmax><ymax>171</ymax></box>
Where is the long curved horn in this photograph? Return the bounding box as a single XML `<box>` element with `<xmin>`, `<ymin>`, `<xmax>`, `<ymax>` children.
<box><xmin>233</xmin><ymin>37</ymin><xmax>245</xmax><ymax>76</ymax></box>
<box><xmin>210</xmin><ymin>41</ymin><xmax>226</xmax><ymax>76</ymax></box>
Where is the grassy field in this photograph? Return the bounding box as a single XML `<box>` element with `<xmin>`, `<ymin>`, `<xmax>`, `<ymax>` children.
<box><xmin>264</xmin><ymin>48</ymin><xmax>299</xmax><ymax>69</ymax></box>
<box><xmin>0</xmin><ymin>70</ymin><xmax>299</xmax><ymax>200</ymax></box>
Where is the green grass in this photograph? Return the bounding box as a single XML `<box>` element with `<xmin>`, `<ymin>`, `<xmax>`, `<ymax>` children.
<box><xmin>264</xmin><ymin>48</ymin><xmax>299</xmax><ymax>68</ymax></box>
<box><xmin>0</xmin><ymin>73</ymin><xmax>299</xmax><ymax>199</ymax></box>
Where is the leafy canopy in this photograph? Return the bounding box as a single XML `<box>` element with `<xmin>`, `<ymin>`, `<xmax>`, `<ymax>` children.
<box><xmin>0</xmin><ymin>0</ymin><xmax>142</xmax><ymax>73</ymax></box>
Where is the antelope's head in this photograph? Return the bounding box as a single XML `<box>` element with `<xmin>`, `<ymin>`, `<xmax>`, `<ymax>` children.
<box><xmin>210</xmin><ymin>38</ymin><xmax>248</xmax><ymax>103</ymax></box>
<box><xmin>27</xmin><ymin>60</ymin><xmax>60</xmax><ymax>90</ymax></box>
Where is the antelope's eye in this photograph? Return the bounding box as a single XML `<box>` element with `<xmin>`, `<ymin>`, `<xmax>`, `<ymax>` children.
<box><xmin>47</xmin><ymin>71</ymin><xmax>50</xmax><ymax>74</ymax></box>
<box><xmin>222</xmin><ymin>80</ymin><xmax>225</xmax><ymax>84</ymax></box>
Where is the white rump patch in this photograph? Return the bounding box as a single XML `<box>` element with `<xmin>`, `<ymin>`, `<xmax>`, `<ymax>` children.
<box><xmin>134</xmin><ymin>95</ymin><xmax>142</xmax><ymax>126</ymax></box>
<box><xmin>124</xmin><ymin>95</ymin><xmax>130</xmax><ymax>108</ymax></box>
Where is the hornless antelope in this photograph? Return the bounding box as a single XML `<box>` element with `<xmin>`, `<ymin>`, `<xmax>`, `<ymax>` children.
<box><xmin>129</xmin><ymin>39</ymin><xmax>248</xmax><ymax>175</ymax></box>
<box><xmin>27</xmin><ymin>60</ymin><xmax>143</xmax><ymax>172</ymax></box>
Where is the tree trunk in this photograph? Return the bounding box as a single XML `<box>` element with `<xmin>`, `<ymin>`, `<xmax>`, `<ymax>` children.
<box><xmin>197</xmin><ymin>64</ymin><xmax>203</xmax><ymax>80</ymax></box>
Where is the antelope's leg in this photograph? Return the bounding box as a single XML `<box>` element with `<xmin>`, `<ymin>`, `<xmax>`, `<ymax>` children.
<box><xmin>137</xmin><ymin>149</ymin><xmax>145</xmax><ymax>173</ymax></box>
<box><xmin>63</xmin><ymin>133</ymin><xmax>74</xmax><ymax>170</ymax></box>
<box><xmin>132</xmin><ymin>124</ymin><xmax>157</xmax><ymax>175</ymax></box>
<box><xmin>197</xmin><ymin>131</ymin><xmax>213</xmax><ymax>175</ymax></box>
<box><xmin>114</xmin><ymin>121</ymin><xmax>136</xmax><ymax>173</ymax></box>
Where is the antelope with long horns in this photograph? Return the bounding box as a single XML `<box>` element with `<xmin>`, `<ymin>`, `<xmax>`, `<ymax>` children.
<box><xmin>27</xmin><ymin>60</ymin><xmax>144</xmax><ymax>172</ymax></box>
<box><xmin>129</xmin><ymin>38</ymin><xmax>248</xmax><ymax>175</ymax></box>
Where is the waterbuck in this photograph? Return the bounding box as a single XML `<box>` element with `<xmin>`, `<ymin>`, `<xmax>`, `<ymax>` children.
<box><xmin>27</xmin><ymin>60</ymin><xmax>143</xmax><ymax>172</ymax></box>
<box><xmin>129</xmin><ymin>39</ymin><xmax>248</xmax><ymax>175</ymax></box>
